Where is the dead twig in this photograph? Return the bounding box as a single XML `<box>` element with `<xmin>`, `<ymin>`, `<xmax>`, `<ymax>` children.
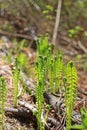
<box><xmin>0</xmin><ymin>30</ymin><xmax>37</xmax><ymax>40</ymax></box>
<box><xmin>18</xmin><ymin>100</ymin><xmax>36</xmax><ymax>112</ymax></box>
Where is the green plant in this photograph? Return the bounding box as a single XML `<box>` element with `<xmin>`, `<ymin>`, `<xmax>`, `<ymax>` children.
<box><xmin>7</xmin><ymin>50</ymin><xmax>13</xmax><ymax>63</ymax></box>
<box><xmin>81</xmin><ymin>107</ymin><xmax>87</xmax><ymax>130</ymax></box>
<box><xmin>37</xmin><ymin>35</ymin><xmax>64</xmax><ymax>93</ymax></box>
<box><xmin>37</xmin><ymin>35</ymin><xmax>50</xmax><ymax>56</ymax></box>
<box><xmin>68</xmin><ymin>26</ymin><xmax>83</xmax><ymax>38</ymax></box>
<box><xmin>65</xmin><ymin>61</ymin><xmax>78</xmax><ymax>130</ymax></box>
<box><xmin>49</xmin><ymin>58</ymin><xmax>55</xmax><ymax>92</ymax></box>
<box><xmin>54</xmin><ymin>52</ymin><xmax>63</xmax><ymax>92</ymax></box>
<box><xmin>68</xmin><ymin>107</ymin><xmax>87</xmax><ymax>130</ymax></box>
<box><xmin>0</xmin><ymin>76</ymin><xmax>6</xmax><ymax>130</ymax></box>
<box><xmin>35</xmin><ymin>35</ymin><xmax>53</xmax><ymax>129</ymax></box>
<box><xmin>47</xmin><ymin>53</ymin><xmax>63</xmax><ymax>92</ymax></box>
<box><xmin>12</xmin><ymin>58</ymin><xmax>20</xmax><ymax>107</ymax></box>
<box><xmin>36</xmin><ymin>36</ymin><xmax>78</xmax><ymax>130</ymax></box>
<box><xmin>17</xmin><ymin>53</ymin><xmax>28</xmax><ymax>71</ymax></box>
<box><xmin>42</xmin><ymin>4</ymin><xmax>53</xmax><ymax>20</ymax></box>
<box><xmin>13</xmin><ymin>39</ymin><xmax>26</xmax><ymax>53</ymax></box>
<box><xmin>44</xmin><ymin>104</ymin><xmax>51</xmax><ymax>121</ymax></box>
<box><xmin>35</xmin><ymin>36</ymin><xmax>64</xmax><ymax>130</ymax></box>
<box><xmin>35</xmin><ymin>55</ymin><xmax>46</xmax><ymax>130</ymax></box>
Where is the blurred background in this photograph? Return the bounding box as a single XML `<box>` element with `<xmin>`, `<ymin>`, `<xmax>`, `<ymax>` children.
<box><xmin>0</xmin><ymin>0</ymin><xmax>87</xmax><ymax>40</ymax></box>
<box><xmin>0</xmin><ymin>0</ymin><xmax>87</xmax><ymax>67</ymax></box>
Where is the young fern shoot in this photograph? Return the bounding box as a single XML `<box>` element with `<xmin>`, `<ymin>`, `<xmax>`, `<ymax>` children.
<box><xmin>12</xmin><ymin>58</ymin><xmax>20</xmax><ymax>107</ymax></box>
<box><xmin>0</xmin><ymin>76</ymin><xmax>6</xmax><ymax>130</ymax></box>
<box><xmin>65</xmin><ymin>61</ymin><xmax>78</xmax><ymax>130</ymax></box>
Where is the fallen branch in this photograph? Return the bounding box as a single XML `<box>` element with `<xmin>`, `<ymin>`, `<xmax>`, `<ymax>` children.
<box><xmin>0</xmin><ymin>30</ymin><xmax>37</xmax><ymax>40</ymax></box>
<box><xmin>5</xmin><ymin>107</ymin><xmax>31</xmax><ymax>118</ymax></box>
<box><xmin>18</xmin><ymin>101</ymin><xmax>65</xmax><ymax>130</ymax></box>
<box><xmin>18</xmin><ymin>101</ymin><xmax>65</xmax><ymax>129</ymax></box>
<box><xmin>5</xmin><ymin>105</ymin><xmax>64</xmax><ymax>129</ymax></box>
<box><xmin>18</xmin><ymin>100</ymin><xmax>49</xmax><ymax>129</ymax></box>
<box><xmin>44</xmin><ymin>92</ymin><xmax>63</xmax><ymax>111</ymax></box>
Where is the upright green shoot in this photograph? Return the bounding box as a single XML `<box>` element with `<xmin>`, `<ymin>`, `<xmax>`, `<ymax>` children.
<box><xmin>12</xmin><ymin>58</ymin><xmax>20</xmax><ymax>107</ymax></box>
<box><xmin>17</xmin><ymin>53</ymin><xmax>28</xmax><ymax>72</ymax></box>
<box><xmin>35</xmin><ymin>55</ymin><xmax>46</xmax><ymax>130</ymax></box>
<box><xmin>65</xmin><ymin>61</ymin><xmax>78</xmax><ymax>130</ymax></box>
<box><xmin>36</xmin><ymin>35</ymin><xmax>50</xmax><ymax>130</ymax></box>
<box><xmin>0</xmin><ymin>76</ymin><xmax>6</xmax><ymax>130</ymax></box>
<box><xmin>37</xmin><ymin>35</ymin><xmax>49</xmax><ymax>56</ymax></box>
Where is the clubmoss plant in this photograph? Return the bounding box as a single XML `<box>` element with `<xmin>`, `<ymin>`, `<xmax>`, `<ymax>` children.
<box><xmin>36</xmin><ymin>36</ymin><xmax>51</xmax><ymax>130</ymax></box>
<box><xmin>36</xmin><ymin>36</ymin><xmax>78</xmax><ymax>130</ymax></box>
<box><xmin>12</xmin><ymin>58</ymin><xmax>20</xmax><ymax>107</ymax></box>
<box><xmin>35</xmin><ymin>55</ymin><xmax>46</xmax><ymax>130</ymax></box>
<box><xmin>0</xmin><ymin>76</ymin><xmax>6</xmax><ymax>130</ymax></box>
<box><xmin>65</xmin><ymin>61</ymin><xmax>78</xmax><ymax>130</ymax></box>
<box><xmin>36</xmin><ymin>35</ymin><xmax>64</xmax><ymax>129</ymax></box>
<box><xmin>37</xmin><ymin>35</ymin><xmax>64</xmax><ymax>93</ymax></box>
